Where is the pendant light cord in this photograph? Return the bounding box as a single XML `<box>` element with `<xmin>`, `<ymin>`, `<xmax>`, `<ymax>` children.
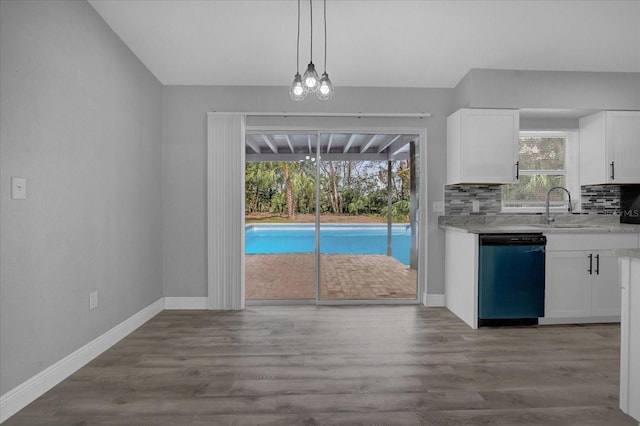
<box><xmin>296</xmin><ymin>0</ymin><xmax>300</xmax><ymax>71</ymax></box>
<box><xmin>309</xmin><ymin>0</ymin><xmax>313</xmax><ymax>62</ymax></box>
<box><xmin>323</xmin><ymin>0</ymin><xmax>327</xmax><ymax>73</ymax></box>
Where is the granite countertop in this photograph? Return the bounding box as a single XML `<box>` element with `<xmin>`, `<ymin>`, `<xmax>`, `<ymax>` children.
<box><xmin>615</xmin><ymin>248</ymin><xmax>640</xmax><ymax>259</ymax></box>
<box><xmin>438</xmin><ymin>215</ymin><xmax>640</xmax><ymax>234</ymax></box>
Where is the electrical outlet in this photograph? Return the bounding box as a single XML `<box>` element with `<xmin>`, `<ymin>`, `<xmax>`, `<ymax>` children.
<box><xmin>89</xmin><ymin>291</ymin><xmax>98</xmax><ymax>310</ymax></box>
<box><xmin>472</xmin><ymin>200</ymin><xmax>480</xmax><ymax>213</ymax></box>
<box><xmin>433</xmin><ymin>201</ymin><xmax>444</xmax><ymax>213</ymax></box>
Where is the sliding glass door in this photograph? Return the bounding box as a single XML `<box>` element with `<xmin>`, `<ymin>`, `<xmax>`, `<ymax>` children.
<box><xmin>245</xmin><ymin>129</ymin><xmax>420</xmax><ymax>304</ymax></box>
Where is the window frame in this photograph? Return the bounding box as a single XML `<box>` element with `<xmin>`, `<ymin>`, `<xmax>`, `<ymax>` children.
<box><xmin>501</xmin><ymin>130</ymin><xmax>580</xmax><ymax>214</ymax></box>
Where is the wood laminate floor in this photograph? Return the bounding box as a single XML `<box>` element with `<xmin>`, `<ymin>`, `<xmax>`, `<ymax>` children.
<box><xmin>5</xmin><ymin>306</ymin><xmax>637</xmax><ymax>425</ymax></box>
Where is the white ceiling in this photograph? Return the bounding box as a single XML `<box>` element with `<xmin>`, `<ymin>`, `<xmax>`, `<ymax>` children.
<box><xmin>88</xmin><ymin>0</ymin><xmax>640</xmax><ymax>89</ymax></box>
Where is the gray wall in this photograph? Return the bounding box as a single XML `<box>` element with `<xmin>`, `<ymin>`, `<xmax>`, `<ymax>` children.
<box><xmin>162</xmin><ymin>71</ymin><xmax>640</xmax><ymax>302</ymax></box>
<box><xmin>162</xmin><ymin>86</ymin><xmax>454</xmax><ymax>298</ymax></box>
<box><xmin>0</xmin><ymin>0</ymin><xmax>163</xmax><ymax>393</ymax></box>
<box><xmin>463</xmin><ymin>69</ymin><xmax>640</xmax><ymax>110</ymax></box>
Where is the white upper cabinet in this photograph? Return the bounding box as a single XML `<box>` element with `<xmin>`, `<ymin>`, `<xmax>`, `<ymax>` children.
<box><xmin>579</xmin><ymin>111</ymin><xmax>640</xmax><ymax>185</ymax></box>
<box><xmin>446</xmin><ymin>109</ymin><xmax>519</xmax><ymax>185</ymax></box>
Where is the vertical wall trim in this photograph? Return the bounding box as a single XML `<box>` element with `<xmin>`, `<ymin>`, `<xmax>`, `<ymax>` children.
<box><xmin>207</xmin><ymin>114</ymin><xmax>246</xmax><ymax>310</ymax></box>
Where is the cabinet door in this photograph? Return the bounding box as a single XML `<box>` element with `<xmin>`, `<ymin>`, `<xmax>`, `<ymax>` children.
<box><xmin>607</xmin><ymin>111</ymin><xmax>640</xmax><ymax>184</ymax></box>
<box><xmin>545</xmin><ymin>251</ymin><xmax>591</xmax><ymax>318</ymax></box>
<box><xmin>620</xmin><ymin>257</ymin><xmax>640</xmax><ymax>420</ymax></box>
<box><xmin>591</xmin><ymin>250</ymin><xmax>622</xmax><ymax>317</ymax></box>
<box><xmin>460</xmin><ymin>109</ymin><xmax>518</xmax><ymax>184</ymax></box>
<box><xmin>628</xmin><ymin>261</ymin><xmax>640</xmax><ymax>421</ymax></box>
<box><xmin>579</xmin><ymin>112</ymin><xmax>608</xmax><ymax>185</ymax></box>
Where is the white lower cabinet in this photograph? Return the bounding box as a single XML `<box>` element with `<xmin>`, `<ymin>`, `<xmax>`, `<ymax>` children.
<box><xmin>444</xmin><ymin>230</ymin><xmax>479</xmax><ymax>329</ymax></box>
<box><xmin>545</xmin><ymin>251</ymin><xmax>592</xmax><ymax>318</ymax></box>
<box><xmin>620</xmin><ymin>256</ymin><xmax>640</xmax><ymax>422</ymax></box>
<box><xmin>444</xmin><ymin>230</ymin><xmax>639</xmax><ymax>328</ymax></box>
<box><xmin>543</xmin><ymin>233</ymin><xmax>639</xmax><ymax>324</ymax></box>
<box><xmin>592</xmin><ymin>251</ymin><xmax>626</xmax><ymax>316</ymax></box>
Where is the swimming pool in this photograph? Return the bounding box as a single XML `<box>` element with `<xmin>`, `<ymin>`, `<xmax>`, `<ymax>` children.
<box><xmin>245</xmin><ymin>224</ymin><xmax>411</xmax><ymax>265</ymax></box>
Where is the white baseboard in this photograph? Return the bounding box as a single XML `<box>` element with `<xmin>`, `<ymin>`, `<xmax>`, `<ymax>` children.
<box><xmin>2</xmin><ymin>292</ymin><xmax>443</xmax><ymax>423</ymax></box>
<box><xmin>0</xmin><ymin>298</ymin><xmax>164</xmax><ymax>424</ymax></box>
<box><xmin>164</xmin><ymin>297</ymin><xmax>208</xmax><ymax>310</ymax></box>
<box><xmin>425</xmin><ymin>293</ymin><xmax>445</xmax><ymax>307</ymax></box>
<box><xmin>539</xmin><ymin>315</ymin><xmax>620</xmax><ymax>325</ymax></box>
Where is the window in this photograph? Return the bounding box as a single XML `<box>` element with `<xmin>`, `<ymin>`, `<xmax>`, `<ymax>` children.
<box><xmin>502</xmin><ymin>131</ymin><xmax>578</xmax><ymax>212</ymax></box>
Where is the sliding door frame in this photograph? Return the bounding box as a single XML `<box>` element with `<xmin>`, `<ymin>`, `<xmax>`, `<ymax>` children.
<box><xmin>208</xmin><ymin>112</ymin><xmax>429</xmax><ymax>309</ymax></box>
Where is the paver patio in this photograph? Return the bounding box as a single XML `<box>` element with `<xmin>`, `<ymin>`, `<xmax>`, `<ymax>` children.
<box><xmin>245</xmin><ymin>253</ymin><xmax>417</xmax><ymax>300</ymax></box>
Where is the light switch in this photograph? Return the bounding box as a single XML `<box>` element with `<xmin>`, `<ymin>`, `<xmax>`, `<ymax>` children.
<box><xmin>89</xmin><ymin>291</ymin><xmax>98</xmax><ymax>310</ymax></box>
<box><xmin>11</xmin><ymin>177</ymin><xmax>27</xmax><ymax>200</ymax></box>
<box><xmin>472</xmin><ymin>200</ymin><xmax>480</xmax><ymax>213</ymax></box>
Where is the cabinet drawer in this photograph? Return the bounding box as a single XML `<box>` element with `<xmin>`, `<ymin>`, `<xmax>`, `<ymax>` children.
<box><xmin>546</xmin><ymin>233</ymin><xmax>638</xmax><ymax>251</ymax></box>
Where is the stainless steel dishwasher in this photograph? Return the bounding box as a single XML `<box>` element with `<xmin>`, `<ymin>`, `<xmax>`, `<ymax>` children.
<box><xmin>478</xmin><ymin>233</ymin><xmax>546</xmax><ymax>327</ymax></box>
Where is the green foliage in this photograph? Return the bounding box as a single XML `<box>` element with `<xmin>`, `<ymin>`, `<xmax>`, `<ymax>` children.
<box><xmin>367</xmin><ymin>189</ymin><xmax>388</xmax><ymax>213</ymax></box>
<box><xmin>245</xmin><ymin>162</ymin><xmax>279</xmax><ymax>213</ymax></box>
<box><xmin>518</xmin><ymin>137</ymin><xmax>564</xmax><ymax>170</ymax></box>
<box><xmin>502</xmin><ymin>136</ymin><xmax>567</xmax><ymax>207</ymax></box>
<box><xmin>245</xmin><ymin>160</ymin><xmax>413</xmax><ymax>221</ymax></box>
<box><xmin>381</xmin><ymin>200</ymin><xmax>410</xmax><ymax>222</ymax></box>
<box><xmin>270</xmin><ymin>191</ymin><xmax>286</xmax><ymax>213</ymax></box>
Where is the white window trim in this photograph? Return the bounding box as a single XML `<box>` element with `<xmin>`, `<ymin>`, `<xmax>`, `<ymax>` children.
<box><xmin>501</xmin><ymin>130</ymin><xmax>580</xmax><ymax>214</ymax></box>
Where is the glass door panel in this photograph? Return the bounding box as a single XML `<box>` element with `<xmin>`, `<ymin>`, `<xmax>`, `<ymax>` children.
<box><xmin>244</xmin><ymin>133</ymin><xmax>318</xmax><ymax>301</ymax></box>
<box><xmin>318</xmin><ymin>133</ymin><xmax>419</xmax><ymax>301</ymax></box>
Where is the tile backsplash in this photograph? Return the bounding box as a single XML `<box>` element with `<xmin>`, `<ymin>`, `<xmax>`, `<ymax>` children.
<box><xmin>444</xmin><ymin>184</ymin><xmax>623</xmax><ymax>216</ymax></box>
<box><xmin>444</xmin><ymin>185</ymin><xmax>502</xmax><ymax>215</ymax></box>
<box><xmin>581</xmin><ymin>185</ymin><xmax>620</xmax><ymax>214</ymax></box>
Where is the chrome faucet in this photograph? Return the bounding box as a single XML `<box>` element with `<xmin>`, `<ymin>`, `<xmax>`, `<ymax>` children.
<box><xmin>545</xmin><ymin>186</ymin><xmax>573</xmax><ymax>224</ymax></box>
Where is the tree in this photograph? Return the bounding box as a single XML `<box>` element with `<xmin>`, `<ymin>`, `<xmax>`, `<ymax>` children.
<box><xmin>284</xmin><ymin>163</ymin><xmax>294</xmax><ymax>218</ymax></box>
<box><xmin>246</xmin><ymin>159</ymin><xmax>413</xmax><ymax>221</ymax></box>
<box><xmin>321</xmin><ymin>161</ymin><xmax>341</xmax><ymax>214</ymax></box>
<box><xmin>245</xmin><ymin>162</ymin><xmax>277</xmax><ymax>213</ymax></box>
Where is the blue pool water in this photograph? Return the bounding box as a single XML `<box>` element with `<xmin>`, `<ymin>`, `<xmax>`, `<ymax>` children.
<box><xmin>245</xmin><ymin>224</ymin><xmax>411</xmax><ymax>265</ymax></box>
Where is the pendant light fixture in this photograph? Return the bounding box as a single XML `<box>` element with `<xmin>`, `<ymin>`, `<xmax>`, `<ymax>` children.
<box><xmin>289</xmin><ymin>0</ymin><xmax>306</xmax><ymax>101</ymax></box>
<box><xmin>290</xmin><ymin>0</ymin><xmax>334</xmax><ymax>101</ymax></box>
<box><xmin>317</xmin><ymin>0</ymin><xmax>334</xmax><ymax>100</ymax></box>
<box><xmin>301</xmin><ymin>0</ymin><xmax>319</xmax><ymax>93</ymax></box>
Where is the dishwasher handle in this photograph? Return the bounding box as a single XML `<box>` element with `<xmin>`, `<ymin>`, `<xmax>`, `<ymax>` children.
<box><xmin>479</xmin><ymin>234</ymin><xmax>546</xmax><ymax>246</ymax></box>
